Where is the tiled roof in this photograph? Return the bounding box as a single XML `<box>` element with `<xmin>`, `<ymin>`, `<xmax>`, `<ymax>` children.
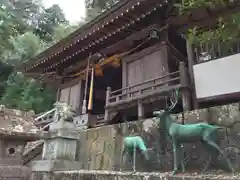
<box><xmin>23</xmin><ymin>140</ymin><xmax>43</xmax><ymax>156</ymax></box>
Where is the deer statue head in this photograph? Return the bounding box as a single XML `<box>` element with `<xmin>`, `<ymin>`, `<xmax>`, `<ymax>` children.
<box><xmin>153</xmin><ymin>88</ymin><xmax>179</xmax><ymax>124</ymax></box>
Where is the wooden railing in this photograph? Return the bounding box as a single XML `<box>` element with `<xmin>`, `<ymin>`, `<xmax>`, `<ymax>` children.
<box><xmin>195</xmin><ymin>41</ymin><xmax>240</xmax><ymax>63</ymax></box>
<box><xmin>110</xmin><ymin>71</ymin><xmax>180</xmax><ymax>103</ymax></box>
<box><xmin>104</xmin><ymin>62</ymin><xmax>190</xmax><ymax>121</ymax></box>
<box><xmin>34</xmin><ymin>108</ymin><xmax>55</xmax><ymax>130</ymax></box>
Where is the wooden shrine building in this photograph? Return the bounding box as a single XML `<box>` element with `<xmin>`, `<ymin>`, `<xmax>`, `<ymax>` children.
<box><xmin>20</xmin><ymin>0</ymin><xmax>240</xmax><ymax>128</ymax></box>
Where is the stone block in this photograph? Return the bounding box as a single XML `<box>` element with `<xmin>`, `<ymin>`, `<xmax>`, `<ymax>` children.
<box><xmin>42</xmin><ymin>125</ymin><xmax>79</xmax><ymax>161</ymax></box>
<box><xmin>53</xmin><ymin>170</ymin><xmax>240</xmax><ymax>180</ymax></box>
<box><xmin>31</xmin><ymin>160</ymin><xmax>81</xmax><ymax>172</ymax></box>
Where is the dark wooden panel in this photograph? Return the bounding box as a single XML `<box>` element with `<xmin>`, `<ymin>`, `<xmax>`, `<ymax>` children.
<box><xmin>122</xmin><ymin>43</ymin><xmax>169</xmax><ymax>92</ymax></box>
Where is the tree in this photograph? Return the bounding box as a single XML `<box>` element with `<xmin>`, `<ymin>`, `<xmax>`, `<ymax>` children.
<box><xmin>2</xmin><ymin>32</ymin><xmax>46</xmax><ymax>65</ymax></box>
<box><xmin>85</xmin><ymin>0</ymin><xmax>118</xmax><ymax>11</ymax></box>
<box><xmin>0</xmin><ymin>0</ymin><xmax>71</xmax><ymax>113</ymax></box>
<box><xmin>51</xmin><ymin>24</ymin><xmax>78</xmax><ymax>43</ymax></box>
<box><xmin>84</xmin><ymin>0</ymin><xmax>118</xmax><ymax>21</ymax></box>
<box><xmin>0</xmin><ymin>62</ymin><xmax>13</xmax><ymax>97</ymax></box>
<box><xmin>0</xmin><ymin>31</ymin><xmax>56</xmax><ymax>113</ymax></box>
<box><xmin>33</xmin><ymin>4</ymin><xmax>68</xmax><ymax>41</ymax></box>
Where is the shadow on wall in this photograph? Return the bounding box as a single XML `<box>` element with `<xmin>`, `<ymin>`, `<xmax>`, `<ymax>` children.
<box><xmin>77</xmin><ymin>103</ymin><xmax>240</xmax><ymax>172</ymax></box>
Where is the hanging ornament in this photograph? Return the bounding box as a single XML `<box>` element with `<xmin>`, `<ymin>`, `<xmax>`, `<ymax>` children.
<box><xmin>94</xmin><ymin>64</ymin><xmax>104</xmax><ymax>76</ymax></box>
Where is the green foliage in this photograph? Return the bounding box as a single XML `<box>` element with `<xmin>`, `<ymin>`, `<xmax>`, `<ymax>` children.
<box><xmin>175</xmin><ymin>0</ymin><xmax>240</xmax><ymax>44</ymax></box>
<box><xmin>2</xmin><ymin>32</ymin><xmax>47</xmax><ymax>65</ymax></box>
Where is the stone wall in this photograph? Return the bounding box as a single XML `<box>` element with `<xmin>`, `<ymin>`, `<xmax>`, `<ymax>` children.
<box><xmin>76</xmin><ymin>103</ymin><xmax>240</xmax><ymax>172</ymax></box>
<box><xmin>53</xmin><ymin>170</ymin><xmax>240</xmax><ymax>180</ymax></box>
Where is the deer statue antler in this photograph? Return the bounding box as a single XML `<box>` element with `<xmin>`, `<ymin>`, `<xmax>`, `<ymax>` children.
<box><xmin>167</xmin><ymin>88</ymin><xmax>180</xmax><ymax>112</ymax></box>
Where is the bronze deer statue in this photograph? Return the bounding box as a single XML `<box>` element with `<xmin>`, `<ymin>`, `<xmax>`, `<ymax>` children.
<box><xmin>120</xmin><ymin>136</ymin><xmax>149</xmax><ymax>171</ymax></box>
<box><xmin>153</xmin><ymin>89</ymin><xmax>234</xmax><ymax>175</ymax></box>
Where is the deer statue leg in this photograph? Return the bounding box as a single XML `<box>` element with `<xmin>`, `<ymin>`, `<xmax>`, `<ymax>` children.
<box><xmin>202</xmin><ymin>143</ymin><xmax>219</xmax><ymax>172</ymax></box>
<box><xmin>203</xmin><ymin>151</ymin><xmax>212</xmax><ymax>172</ymax></box>
<box><xmin>172</xmin><ymin>138</ymin><xmax>180</xmax><ymax>175</ymax></box>
<box><xmin>203</xmin><ymin>134</ymin><xmax>234</xmax><ymax>173</ymax></box>
<box><xmin>133</xmin><ymin>143</ymin><xmax>136</xmax><ymax>172</ymax></box>
<box><xmin>120</xmin><ymin>147</ymin><xmax>127</xmax><ymax>171</ymax></box>
<box><xmin>179</xmin><ymin>144</ymin><xmax>185</xmax><ymax>173</ymax></box>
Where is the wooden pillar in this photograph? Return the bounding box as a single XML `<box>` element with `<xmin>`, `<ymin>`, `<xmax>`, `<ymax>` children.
<box><xmin>179</xmin><ymin>61</ymin><xmax>191</xmax><ymax>111</ymax></box>
<box><xmin>186</xmin><ymin>40</ymin><xmax>198</xmax><ymax>109</ymax></box>
<box><xmin>56</xmin><ymin>88</ymin><xmax>60</xmax><ymax>101</ymax></box>
<box><xmin>137</xmin><ymin>100</ymin><xmax>144</xmax><ymax>120</ymax></box>
<box><xmin>104</xmin><ymin>87</ymin><xmax>111</xmax><ymax>121</ymax></box>
<box><xmin>76</xmin><ymin>80</ymin><xmax>83</xmax><ymax>115</ymax></box>
<box><xmin>56</xmin><ymin>68</ymin><xmax>65</xmax><ymax>101</ymax></box>
<box><xmin>122</xmin><ymin>60</ymin><xmax>127</xmax><ymax>88</ymax></box>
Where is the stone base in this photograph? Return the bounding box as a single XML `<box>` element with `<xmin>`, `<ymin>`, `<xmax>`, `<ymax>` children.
<box><xmin>31</xmin><ymin>160</ymin><xmax>81</xmax><ymax>172</ymax></box>
<box><xmin>54</xmin><ymin>170</ymin><xmax>240</xmax><ymax>180</ymax></box>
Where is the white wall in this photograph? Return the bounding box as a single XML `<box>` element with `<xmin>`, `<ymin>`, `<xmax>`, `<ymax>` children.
<box><xmin>193</xmin><ymin>53</ymin><xmax>240</xmax><ymax>99</ymax></box>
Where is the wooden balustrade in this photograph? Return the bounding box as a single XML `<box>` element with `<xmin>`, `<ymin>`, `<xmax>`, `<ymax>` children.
<box><xmin>195</xmin><ymin>41</ymin><xmax>240</xmax><ymax>63</ymax></box>
<box><xmin>104</xmin><ymin>61</ymin><xmax>191</xmax><ymax>121</ymax></box>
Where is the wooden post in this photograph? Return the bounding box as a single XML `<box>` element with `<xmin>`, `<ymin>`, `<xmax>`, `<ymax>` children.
<box><xmin>137</xmin><ymin>100</ymin><xmax>144</xmax><ymax>120</ymax></box>
<box><xmin>56</xmin><ymin>68</ymin><xmax>65</xmax><ymax>101</ymax></box>
<box><xmin>82</xmin><ymin>54</ymin><xmax>91</xmax><ymax>114</ymax></box>
<box><xmin>76</xmin><ymin>80</ymin><xmax>83</xmax><ymax>115</ymax></box>
<box><xmin>56</xmin><ymin>88</ymin><xmax>60</xmax><ymax>101</ymax></box>
<box><xmin>179</xmin><ymin>61</ymin><xmax>191</xmax><ymax>111</ymax></box>
<box><xmin>104</xmin><ymin>87</ymin><xmax>111</xmax><ymax>121</ymax></box>
<box><xmin>137</xmin><ymin>90</ymin><xmax>144</xmax><ymax>119</ymax></box>
<box><xmin>186</xmin><ymin>40</ymin><xmax>198</xmax><ymax>109</ymax></box>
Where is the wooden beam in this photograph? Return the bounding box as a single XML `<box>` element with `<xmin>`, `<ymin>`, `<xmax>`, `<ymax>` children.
<box><xmin>179</xmin><ymin>61</ymin><xmax>191</xmax><ymax>111</ymax></box>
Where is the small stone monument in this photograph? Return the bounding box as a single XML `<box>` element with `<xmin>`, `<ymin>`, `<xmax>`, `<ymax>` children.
<box><xmin>31</xmin><ymin>102</ymin><xmax>81</xmax><ymax>180</ymax></box>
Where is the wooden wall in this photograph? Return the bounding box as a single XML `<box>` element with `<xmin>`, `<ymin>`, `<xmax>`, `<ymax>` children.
<box><xmin>122</xmin><ymin>43</ymin><xmax>169</xmax><ymax>88</ymax></box>
<box><xmin>58</xmin><ymin>79</ymin><xmax>83</xmax><ymax>114</ymax></box>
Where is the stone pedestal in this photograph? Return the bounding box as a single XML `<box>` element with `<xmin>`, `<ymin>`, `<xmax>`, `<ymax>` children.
<box><xmin>31</xmin><ymin>121</ymin><xmax>81</xmax><ymax>179</ymax></box>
